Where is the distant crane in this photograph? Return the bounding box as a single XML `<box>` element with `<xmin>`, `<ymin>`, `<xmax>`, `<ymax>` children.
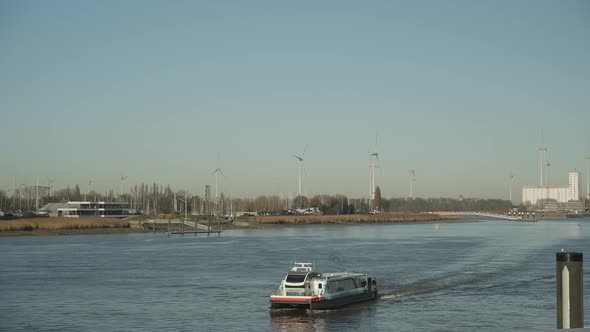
<box><xmin>409</xmin><ymin>169</ymin><xmax>416</xmax><ymax>199</ymax></box>
<box><xmin>292</xmin><ymin>144</ymin><xmax>308</xmax><ymax>208</ymax></box>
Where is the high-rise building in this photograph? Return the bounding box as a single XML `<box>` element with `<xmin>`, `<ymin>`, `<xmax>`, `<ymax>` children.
<box><xmin>568</xmin><ymin>171</ymin><xmax>580</xmax><ymax>202</ymax></box>
<box><xmin>522</xmin><ymin>171</ymin><xmax>581</xmax><ymax>205</ymax></box>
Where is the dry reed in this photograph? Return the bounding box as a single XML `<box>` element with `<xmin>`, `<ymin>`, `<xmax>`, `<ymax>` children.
<box><xmin>0</xmin><ymin>217</ymin><xmax>130</xmax><ymax>232</ymax></box>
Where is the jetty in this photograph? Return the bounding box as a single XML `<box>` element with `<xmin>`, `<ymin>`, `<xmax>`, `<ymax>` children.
<box><xmin>434</xmin><ymin>211</ymin><xmax>523</xmax><ymax>221</ymax></box>
<box><xmin>141</xmin><ymin>219</ymin><xmax>222</xmax><ymax>235</ymax></box>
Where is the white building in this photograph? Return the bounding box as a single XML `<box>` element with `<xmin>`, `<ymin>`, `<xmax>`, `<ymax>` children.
<box><xmin>522</xmin><ymin>172</ymin><xmax>581</xmax><ymax>206</ymax></box>
<box><xmin>568</xmin><ymin>172</ymin><xmax>580</xmax><ymax>202</ymax></box>
<box><xmin>57</xmin><ymin>201</ymin><xmax>130</xmax><ymax>218</ymax></box>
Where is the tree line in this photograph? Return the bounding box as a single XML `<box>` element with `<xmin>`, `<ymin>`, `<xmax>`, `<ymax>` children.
<box><xmin>0</xmin><ymin>182</ymin><xmax>513</xmax><ymax>215</ymax></box>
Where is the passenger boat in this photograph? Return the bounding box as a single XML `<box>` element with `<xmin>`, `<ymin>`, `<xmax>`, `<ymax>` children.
<box><xmin>269</xmin><ymin>262</ymin><xmax>378</xmax><ymax>310</ymax></box>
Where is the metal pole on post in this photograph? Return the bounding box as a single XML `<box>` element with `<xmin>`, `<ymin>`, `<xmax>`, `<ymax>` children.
<box><xmin>556</xmin><ymin>251</ymin><xmax>583</xmax><ymax>329</ymax></box>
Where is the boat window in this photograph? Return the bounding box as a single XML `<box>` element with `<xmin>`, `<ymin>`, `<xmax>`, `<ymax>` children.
<box><xmin>318</xmin><ymin>283</ymin><xmax>322</xmax><ymax>289</ymax></box>
<box><xmin>286</xmin><ymin>273</ymin><xmax>306</xmax><ymax>283</ymax></box>
<box><xmin>361</xmin><ymin>280</ymin><xmax>367</xmax><ymax>287</ymax></box>
<box><xmin>327</xmin><ymin>278</ymin><xmax>357</xmax><ymax>292</ymax></box>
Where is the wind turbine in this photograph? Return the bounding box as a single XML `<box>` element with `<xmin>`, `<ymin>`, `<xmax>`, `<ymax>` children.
<box><xmin>409</xmin><ymin>169</ymin><xmax>416</xmax><ymax>199</ymax></box>
<box><xmin>120</xmin><ymin>175</ymin><xmax>128</xmax><ymax>201</ymax></box>
<box><xmin>368</xmin><ymin>132</ymin><xmax>380</xmax><ymax>211</ymax></box>
<box><xmin>538</xmin><ymin>131</ymin><xmax>546</xmax><ymax>186</ymax></box>
<box><xmin>292</xmin><ymin>145</ymin><xmax>307</xmax><ymax>208</ymax></box>
<box><xmin>211</xmin><ymin>167</ymin><xmax>225</xmax><ymax>216</ymax></box>
<box><xmin>368</xmin><ymin>151</ymin><xmax>379</xmax><ymax>210</ymax></box>
<box><xmin>509</xmin><ymin>172</ymin><xmax>515</xmax><ymax>203</ymax></box>
<box><xmin>47</xmin><ymin>178</ymin><xmax>55</xmax><ymax>198</ymax></box>
<box><xmin>86</xmin><ymin>179</ymin><xmax>94</xmax><ymax>202</ymax></box>
<box><xmin>545</xmin><ymin>160</ymin><xmax>551</xmax><ymax>186</ymax></box>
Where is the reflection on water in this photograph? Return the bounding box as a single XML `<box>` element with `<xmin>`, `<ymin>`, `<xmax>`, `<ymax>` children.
<box><xmin>269</xmin><ymin>301</ymin><xmax>378</xmax><ymax>332</ymax></box>
<box><xmin>270</xmin><ymin>310</ymin><xmax>327</xmax><ymax>331</ymax></box>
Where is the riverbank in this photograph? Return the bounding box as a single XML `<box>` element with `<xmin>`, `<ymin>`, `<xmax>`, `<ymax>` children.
<box><xmin>0</xmin><ymin>213</ymin><xmax>457</xmax><ymax>236</ymax></box>
<box><xmin>255</xmin><ymin>212</ymin><xmax>456</xmax><ymax>225</ymax></box>
<box><xmin>0</xmin><ymin>217</ymin><xmax>134</xmax><ymax>236</ymax></box>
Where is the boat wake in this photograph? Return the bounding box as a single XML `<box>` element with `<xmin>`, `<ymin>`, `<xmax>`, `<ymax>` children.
<box><xmin>377</xmin><ymin>268</ymin><xmax>552</xmax><ymax>301</ymax></box>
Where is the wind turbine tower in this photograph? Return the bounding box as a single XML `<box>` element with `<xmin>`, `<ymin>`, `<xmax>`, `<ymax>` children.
<box><xmin>211</xmin><ymin>167</ymin><xmax>224</xmax><ymax>215</ymax></box>
<box><xmin>85</xmin><ymin>179</ymin><xmax>94</xmax><ymax>202</ymax></box>
<box><xmin>538</xmin><ymin>134</ymin><xmax>546</xmax><ymax>186</ymax></box>
<box><xmin>369</xmin><ymin>151</ymin><xmax>378</xmax><ymax>210</ymax></box>
<box><xmin>120</xmin><ymin>175</ymin><xmax>128</xmax><ymax>201</ymax></box>
<box><xmin>545</xmin><ymin>160</ymin><xmax>551</xmax><ymax>186</ymax></box>
<box><xmin>47</xmin><ymin>178</ymin><xmax>55</xmax><ymax>198</ymax></box>
<box><xmin>509</xmin><ymin>172</ymin><xmax>515</xmax><ymax>203</ymax></box>
<box><xmin>539</xmin><ymin>145</ymin><xmax>546</xmax><ymax>186</ymax></box>
<box><xmin>409</xmin><ymin>169</ymin><xmax>416</xmax><ymax>199</ymax></box>
<box><xmin>292</xmin><ymin>145</ymin><xmax>307</xmax><ymax>208</ymax></box>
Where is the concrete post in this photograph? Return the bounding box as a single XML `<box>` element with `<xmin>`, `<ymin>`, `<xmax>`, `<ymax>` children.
<box><xmin>556</xmin><ymin>252</ymin><xmax>583</xmax><ymax>329</ymax></box>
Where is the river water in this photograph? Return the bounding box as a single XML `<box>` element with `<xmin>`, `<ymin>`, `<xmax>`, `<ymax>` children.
<box><xmin>1</xmin><ymin>217</ymin><xmax>589</xmax><ymax>331</ymax></box>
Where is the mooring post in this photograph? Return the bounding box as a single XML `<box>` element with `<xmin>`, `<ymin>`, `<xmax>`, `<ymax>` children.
<box><xmin>556</xmin><ymin>251</ymin><xmax>583</xmax><ymax>329</ymax></box>
<box><xmin>168</xmin><ymin>218</ymin><xmax>171</xmax><ymax>234</ymax></box>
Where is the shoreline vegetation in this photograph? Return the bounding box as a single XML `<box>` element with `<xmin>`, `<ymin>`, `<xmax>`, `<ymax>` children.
<box><xmin>0</xmin><ymin>212</ymin><xmax>458</xmax><ymax>236</ymax></box>
<box><xmin>0</xmin><ymin>217</ymin><xmax>131</xmax><ymax>236</ymax></box>
<box><xmin>255</xmin><ymin>212</ymin><xmax>456</xmax><ymax>225</ymax></box>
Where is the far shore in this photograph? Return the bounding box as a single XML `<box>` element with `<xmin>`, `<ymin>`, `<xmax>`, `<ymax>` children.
<box><xmin>254</xmin><ymin>212</ymin><xmax>456</xmax><ymax>225</ymax></box>
<box><xmin>0</xmin><ymin>212</ymin><xmax>461</xmax><ymax>237</ymax></box>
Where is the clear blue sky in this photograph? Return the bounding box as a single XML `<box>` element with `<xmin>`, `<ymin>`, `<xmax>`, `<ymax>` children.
<box><xmin>1</xmin><ymin>0</ymin><xmax>589</xmax><ymax>201</ymax></box>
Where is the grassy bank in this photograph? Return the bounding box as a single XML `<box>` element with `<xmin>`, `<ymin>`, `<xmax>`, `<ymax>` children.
<box><xmin>0</xmin><ymin>217</ymin><xmax>130</xmax><ymax>233</ymax></box>
<box><xmin>256</xmin><ymin>212</ymin><xmax>455</xmax><ymax>225</ymax></box>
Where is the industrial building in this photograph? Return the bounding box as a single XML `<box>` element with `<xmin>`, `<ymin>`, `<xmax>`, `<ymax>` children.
<box><xmin>522</xmin><ymin>172</ymin><xmax>581</xmax><ymax>207</ymax></box>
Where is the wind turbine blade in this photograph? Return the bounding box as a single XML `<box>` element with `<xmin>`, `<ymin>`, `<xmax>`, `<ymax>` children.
<box><xmin>219</xmin><ymin>169</ymin><xmax>225</xmax><ymax>177</ymax></box>
<box><xmin>302</xmin><ymin>144</ymin><xmax>308</xmax><ymax>156</ymax></box>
